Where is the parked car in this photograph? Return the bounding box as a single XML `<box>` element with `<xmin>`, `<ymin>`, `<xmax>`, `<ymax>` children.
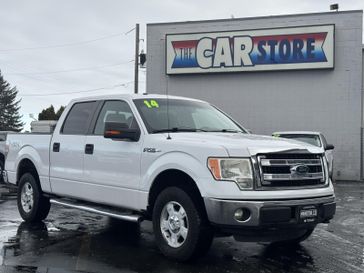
<box><xmin>0</xmin><ymin>131</ymin><xmax>13</xmax><ymax>183</ymax></box>
<box><xmin>272</xmin><ymin>131</ymin><xmax>334</xmax><ymax>179</ymax></box>
<box><xmin>4</xmin><ymin>94</ymin><xmax>336</xmax><ymax>261</ymax></box>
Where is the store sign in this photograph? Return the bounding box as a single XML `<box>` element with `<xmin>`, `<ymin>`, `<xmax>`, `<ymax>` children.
<box><xmin>166</xmin><ymin>25</ymin><xmax>334</xmax><ymax>74</ymax></box>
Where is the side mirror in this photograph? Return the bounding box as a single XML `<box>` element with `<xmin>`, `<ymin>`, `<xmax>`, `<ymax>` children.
<box><xmin>104</xmin><ymin>122</ymin><xmax>140</xmax><ymax>141</ymax></box>
<box><xmin>325</xmin><ymin>144</ymin><xmax>335</xmax><ymax>150</ymax></box>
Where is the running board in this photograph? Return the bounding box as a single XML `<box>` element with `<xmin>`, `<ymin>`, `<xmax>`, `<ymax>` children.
<box><xmin>50</xmin><ymin>198</ymin><xmax>143</xmax><ymax>223</ymax></box>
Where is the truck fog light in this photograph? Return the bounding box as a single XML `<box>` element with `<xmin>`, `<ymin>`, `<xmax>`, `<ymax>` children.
<box><xmin>234</xmin><ymin>208</ymin><xmax>251</xmax><ymax>222</ymax></box>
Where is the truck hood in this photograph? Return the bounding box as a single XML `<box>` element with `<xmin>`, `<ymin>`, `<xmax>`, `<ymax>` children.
<box><xmin>167</xmin><ymin>132</ymin><xmax>323</xmax><ymax>156</ymax></box>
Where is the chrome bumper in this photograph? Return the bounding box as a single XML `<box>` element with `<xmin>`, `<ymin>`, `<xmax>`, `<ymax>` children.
<box><xmin>204</xmin><ymin>195</ymin><xmax>336</xmax><ymax>227</ymax></box>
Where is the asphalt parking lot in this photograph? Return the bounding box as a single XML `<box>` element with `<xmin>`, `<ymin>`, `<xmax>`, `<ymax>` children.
<box><xmin>0</xmin><ymin>181</ymin><xmax>363</xmax><ymax>273</ymax></box>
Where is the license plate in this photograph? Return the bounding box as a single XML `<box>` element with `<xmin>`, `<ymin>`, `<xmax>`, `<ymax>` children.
<box><xmin>299</xmin><ymin>206</ymin><xmax>318</xmax><ymax>223</ymax></box>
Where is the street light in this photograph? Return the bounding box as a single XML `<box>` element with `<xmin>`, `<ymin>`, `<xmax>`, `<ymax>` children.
<box><xmin>29</xmin><ymin>114</ymin><xmax>37</xmax><ymax>121</ymax></box>
<box><xmin>330</xmin><ymin>4</ymin><xmax>339</xmax><ymax>11</ymax></box>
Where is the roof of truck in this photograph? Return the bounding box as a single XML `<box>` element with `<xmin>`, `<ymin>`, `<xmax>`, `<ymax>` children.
<box><xmin>69</xmin><ymin>93</ymin><xmax>205</xmax><ymax>104</ymax></box>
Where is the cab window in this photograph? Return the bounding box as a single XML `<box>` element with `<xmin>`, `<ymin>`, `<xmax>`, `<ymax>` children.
<box><xmin>94</xmin><ymin>100</ymin><xmax>139</xmax><ymax>135</ymax></box>
<box><xmin>62</xmin><ymin>101</ymin><xmax>97</xmax><ymax>135</ymax></box>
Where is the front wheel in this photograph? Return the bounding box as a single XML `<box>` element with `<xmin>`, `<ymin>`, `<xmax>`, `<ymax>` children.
<box><xmin>153</xmin><ymin>187</ymin><xmax>214</xmax><ymax>261</ymax></box>
<box><xmin>17</xmin><ymin>173</ymin><xmax>51</xmax><ymax>223</ymax></box>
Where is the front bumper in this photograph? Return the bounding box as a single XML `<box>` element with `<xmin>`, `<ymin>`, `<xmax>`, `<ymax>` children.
<box><xmin>204</xmin><ymin>195</ymin><xmax>336</xmax><ymax>228</ymax></box>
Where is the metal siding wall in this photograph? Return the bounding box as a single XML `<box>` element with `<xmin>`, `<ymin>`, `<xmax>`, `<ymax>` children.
<box><xmin>147</xmin><ymin>11</ymin><xmax>363</xmax><ymax>181</ymax></box>
<box><xmin>361</xmin><ymin>48</ymin><xmax>364</xmax><ymax>180</ymax></box>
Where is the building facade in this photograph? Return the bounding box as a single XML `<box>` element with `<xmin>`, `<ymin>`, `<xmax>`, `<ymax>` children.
<box><xmin>146</xmin><ymin>10</ymin><xmax>364</xmax><ymax>181</ymax></box>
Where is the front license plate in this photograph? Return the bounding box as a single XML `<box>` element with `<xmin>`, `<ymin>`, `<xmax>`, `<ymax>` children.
<box><xmin>299</xmin><ymin>206</ymin><xmax>318</xmax><ymax>223</ymax></box>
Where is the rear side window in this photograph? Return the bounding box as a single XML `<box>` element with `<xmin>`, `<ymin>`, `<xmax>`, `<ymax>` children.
<box><xmin>62</xmin><ymin>101</ymin><xmax>97</xmax><ymax>135</ymax></box>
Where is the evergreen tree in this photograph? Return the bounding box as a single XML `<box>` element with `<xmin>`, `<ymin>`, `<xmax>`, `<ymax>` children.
<box><xmin>38</xmin><ymin>105</ymin><xmax>65</xmax><ymax>120</ymax></box>
<box><xmin>0</xmin><ymin>71</ymin><xmax>24</xmax><ymax>132</ymax></box>
<box><xmin>55</xmin><ymin>106</ymin><xmax>65</xmax><ymax>120</ymax></box>
<box><xmin>38</xmin><ymin>105</ymin><xmax>56</xmax><ymax>120</ymax></box>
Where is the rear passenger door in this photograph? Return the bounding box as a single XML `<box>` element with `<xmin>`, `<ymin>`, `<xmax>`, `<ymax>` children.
<box><xmin>50</xmin><ymin>101</ymin><xmax>99</xmax><ymax>197</ymax></box>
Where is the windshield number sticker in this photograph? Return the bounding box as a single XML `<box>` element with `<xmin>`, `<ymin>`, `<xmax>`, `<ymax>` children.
<box><xmin>144</xmin><ymin>100</ymin><xmax>159</xmax><ymax>108</ymax></box>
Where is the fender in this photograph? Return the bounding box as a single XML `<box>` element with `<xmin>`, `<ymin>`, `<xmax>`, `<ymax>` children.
<box><xmin>141</xmin><ymin>151</ymin><xmax>212</xmax><ymax>197</ymax></box>
<box><xmin>15</xmin><ymin>145</ymin><xmax>51</xmax><ymax>192</ymax></box>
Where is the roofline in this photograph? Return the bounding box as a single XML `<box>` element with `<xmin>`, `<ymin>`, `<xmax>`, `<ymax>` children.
<box><xmin>67</xmin><ymin>93</ymin><xmax>207</xmax><ymax>104</ymax></box>
<box><xmin>147</xmin><ymin>10</ymin><xmax>363</xmax><ymax>27</ymax></box>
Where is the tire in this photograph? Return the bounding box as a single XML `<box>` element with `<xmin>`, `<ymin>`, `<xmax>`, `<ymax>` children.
<box><xmin>153</xmin><ymin>187</ymin><xmax>214</xmax><ymax>261</ymax></box>
<box><xmin>17</xmin><ymin>173</ymin><xmax>51</xmax><ymax>223</ymax></box>
<box><xmin>273</xmin><ymin>228</ymin><xmax>314</xmax><ymax>245</ymax></box>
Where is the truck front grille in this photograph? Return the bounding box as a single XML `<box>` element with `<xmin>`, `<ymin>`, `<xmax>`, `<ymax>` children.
<box><xmin>257</xmin><ymin>153</ymin><xmax>326</xmax><ymax>188</ymax></box>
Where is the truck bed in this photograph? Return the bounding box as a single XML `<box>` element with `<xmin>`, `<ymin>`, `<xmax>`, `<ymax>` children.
<box><xmin>5</xmin><ymin>133</ymin><xmax>52</xmax><ymax>190</ymax></box>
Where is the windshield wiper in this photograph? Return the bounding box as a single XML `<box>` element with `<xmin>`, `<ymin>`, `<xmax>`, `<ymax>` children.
<box><xmin>207</xmin><ymin>129</ymin><xmax>244</xmax><ymax>133</ymax></box>
<box><xmin>152</xmin><ymin>127</ymin><xmax>208</xmax><ymax>134</ymax></box>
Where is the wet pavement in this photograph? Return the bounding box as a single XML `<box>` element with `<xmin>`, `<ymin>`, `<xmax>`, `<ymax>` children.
<box><xmin>0</xmin><ymin>181</ymin><xmax>363</xmax><ymax>273</ymax></box>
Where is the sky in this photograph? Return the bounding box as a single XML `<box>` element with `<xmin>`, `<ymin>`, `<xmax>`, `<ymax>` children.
<box><xmin>0</xmin><ymin>0</ymin><xmax>363</xmax><ymax>131</ymax></box>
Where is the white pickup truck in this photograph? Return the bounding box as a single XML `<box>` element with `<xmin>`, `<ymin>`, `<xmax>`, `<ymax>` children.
<box><xmin>3</xmin><ymin>94</ymin><xmax>336</xmax><ymax>261</ymax></box>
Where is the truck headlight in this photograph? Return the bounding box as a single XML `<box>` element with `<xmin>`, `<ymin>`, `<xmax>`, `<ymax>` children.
<box><xmin>207</xmin><ymin>158</ymin><xmax>254</xmax><ymax>190</ymax></box>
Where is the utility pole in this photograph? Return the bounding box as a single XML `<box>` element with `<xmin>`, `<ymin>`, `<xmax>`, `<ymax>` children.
<box><xmin>134</xmin><ymin>23</ymin><xmax>140</xmax><ymax>94</ymax></box>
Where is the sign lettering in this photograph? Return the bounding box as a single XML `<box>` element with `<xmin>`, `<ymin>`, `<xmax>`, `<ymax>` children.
<box><xmin>166</xmin><ymin>25</ymin><xmax>334</xmax><ymax>74</ymax></box>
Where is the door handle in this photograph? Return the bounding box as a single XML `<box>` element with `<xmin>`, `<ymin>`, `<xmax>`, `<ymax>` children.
<box><xmin>85</xmin><ymin>144</ymin><xmax>94</xmax><ymax>155</ymax></box>
<box><xmin>53</xmin><ymin>142</ymin><xmax>60</xmax><ymax>152</ymax></box>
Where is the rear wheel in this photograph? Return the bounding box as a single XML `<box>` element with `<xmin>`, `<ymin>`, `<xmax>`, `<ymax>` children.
<box><xmin>17</xmin><ymin>173</ymin><xmax>50</xmax><ymax>223</ymax></box>
<box><xmin>153</xmin><ymin>187</ymin><xmax>214</xmax><ymax>261</ymax></box>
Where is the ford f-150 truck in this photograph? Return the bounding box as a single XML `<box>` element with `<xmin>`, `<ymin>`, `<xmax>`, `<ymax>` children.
<box><xmin>3</xmin><ymin>94</ymin><xmax>336</xmax><ymax>261</ymax></box>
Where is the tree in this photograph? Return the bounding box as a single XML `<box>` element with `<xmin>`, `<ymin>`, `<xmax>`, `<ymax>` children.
<box><xmin>0</xmin><ymin>71</ymin><xmax>24</xmax><ymax>132</ymax></box>
<box><xmin>55</xmin><ymin>106</ymin><xmax>65</xmax><ymax>120</ymax></box>
<box><xmin>38</xmin><ymin>105</ymin><xmax>65</xmax><ymax>120</ymax></box>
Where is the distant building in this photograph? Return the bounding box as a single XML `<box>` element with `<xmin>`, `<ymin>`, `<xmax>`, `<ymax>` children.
<box><xmin>147</xmin><ymin>10</ymin><xmax>364</xmax><ymax>181</ymax></box>
<box><xmin>30</xmin><ymin>121</ymin><xmax>57</xmax><ymax>134</ymax></box>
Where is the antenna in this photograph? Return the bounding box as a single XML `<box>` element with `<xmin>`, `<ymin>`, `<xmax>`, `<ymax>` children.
<box><xmin>166</xmin><ymin>75</ymin><xmax>171</xmax><ymax>140</ymax></box>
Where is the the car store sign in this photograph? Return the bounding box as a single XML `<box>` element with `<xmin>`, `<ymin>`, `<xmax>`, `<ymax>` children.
<box><xmin>166</xmin><ymin>25</ymin><xmax>334</xmax><ymax>74</ymax></box>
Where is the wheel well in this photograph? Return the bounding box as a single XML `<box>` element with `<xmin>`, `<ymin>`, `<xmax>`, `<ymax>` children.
<box><xmin>17</xmin><ymin>159</ymin><xmax>39</xmax><ymax>185</ymax></box>
<box><xmin>147</xmin><ymin>169</ymin><xmax>207</xmax><ymax>220</ymax></box>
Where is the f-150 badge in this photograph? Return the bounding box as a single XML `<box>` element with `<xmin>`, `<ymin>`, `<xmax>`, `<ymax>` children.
<box><xmin>143</xmin><ymin>148</ymin><xmax>161</xmax><ymax>153</ymax></box>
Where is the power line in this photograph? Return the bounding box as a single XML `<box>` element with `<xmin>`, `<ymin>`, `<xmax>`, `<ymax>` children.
<box><xmin>124</xmin><ymin>27</ymin><xmax>136</xmax><ymax>35</ymax></box>
<box><xmin>0</xmin><ymin>32</ymin><xmax>128</xmax><ymax>53</ymax></box>
<box><xmin>20</xmin><ymin>81</ymin><xmax>135</xmax><ymax>97</ymax></box>
<box><xmin>6</xmin><ymin>60</ymin><xmax>134</xmax><ymax>76</ymax></box>
<box><xmin>3</xmin><ymin>62</ymin><xmax>58</xmax><ymax>85</ymax></box>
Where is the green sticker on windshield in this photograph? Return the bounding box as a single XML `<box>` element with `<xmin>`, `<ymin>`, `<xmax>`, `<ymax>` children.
<box><xmin>144</xmin><ymin>99</ymin><xmax>159</xmax><ymax>108</ymax></box>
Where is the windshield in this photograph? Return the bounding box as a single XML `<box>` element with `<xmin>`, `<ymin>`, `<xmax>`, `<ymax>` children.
<box><xmin>134</xmin><ymin>98</ymin><xmax>246</xmax><ymax>134</ymax></box>
<box><xmin>278</xmin><ymin>134</ymin><xmax>322</xmax><ymax>147</ymax></box>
